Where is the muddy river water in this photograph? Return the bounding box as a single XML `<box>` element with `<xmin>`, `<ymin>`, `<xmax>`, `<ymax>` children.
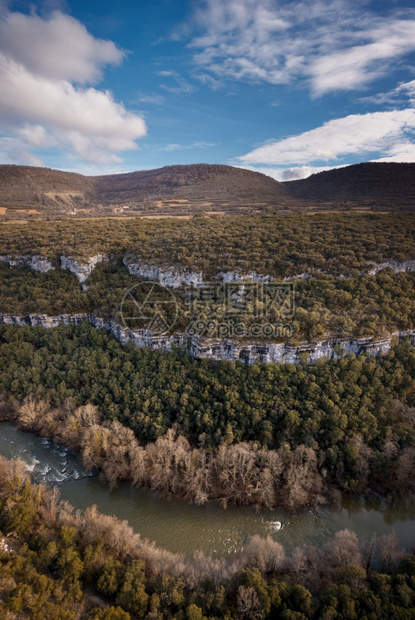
<box><xmin>1</xmin><ymin>422</ymin><xmax>414</xmax><ymax>557</ymax></box>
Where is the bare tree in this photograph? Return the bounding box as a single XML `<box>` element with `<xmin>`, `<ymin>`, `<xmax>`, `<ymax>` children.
<box><xmin>243</xmin><ymin>535</ymin><xmax>285</xmax><ymax>573</ymax></box>
<box><xmin>322</xmin><ymin>529</ymin><xmax>363</xmax><ymax>569</ymax></box>
<box><xmin>237</xmin><ymin>586</ymin><xmax>264</xmax><ymax>620</ymax></box>
<box><xmin>377</xmin><ymin>532</ymin><xmax>404</xmax><ymax>573</ymax></box>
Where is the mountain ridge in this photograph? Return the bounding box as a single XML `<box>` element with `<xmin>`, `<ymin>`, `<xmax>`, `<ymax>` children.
<box><xmin>286</xmin><ymin>162</ymin><xmax>415</xmax><ymax>208</ymax></box>
<box><xmin>0</xmin><ymin>163</ymin><xmax>295</xmax><ymax>218</ymax></box>
<box><xmin>0</xmin><ymin>161</ymin><xmax>414</xmax><ymax>219</ymax></box>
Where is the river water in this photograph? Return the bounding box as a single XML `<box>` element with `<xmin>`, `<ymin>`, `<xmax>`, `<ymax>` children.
<box><xmin>0</xmin><ymin>422</ymin><xmax>414</xmax><ymax>557</ymax></box>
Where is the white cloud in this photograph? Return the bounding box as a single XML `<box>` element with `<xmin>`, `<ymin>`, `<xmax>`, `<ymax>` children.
<box><xmin>195</xmin><ymin>73</ymin><xmax>222</xmax><ymax>89</ymax></box>
<box><xmin>188</xmin><ymin>0</ymin><xmax>415</xmax><ymax>95</ymax></box>
<box><xmin>398</xmin><ymin>80</ymin><xmax>415</xmax><ymax>105</ymax></box>
<box><xmin>238</xmin><ymin>109</ymin><xmax>415</xmax><ymax>166</ymax></box>
<box><xmin>238</xmin><ymin>163</ymin><xmax>345</xmax><ymax>181</ymax></box>
<box><xmin>310</xmin><ymin>20</ymin><xmax>415</xmax><ymax>95</ymax></box>
<box><xmin>16</xmin><ymin>124</ymin><xmax>53</xmax><ymax>148</ymax></box>
<box><xmin>359</xmin><ymin>79</ymin><xmax>415</xmax><ymax>107</ymax></box>
<box><xmin>157</xmin><ymin>69</ymin><xmax>195</xmax><ymax>94</ymax></box>
<box><xmin>10</xmin><ymin>150</ymin><xmax>45</xmax><ymax>167</ymax></box>
<box><xmin>159</xmin><ymin>140</ymin><xmax>219</xmax><ymax>151</ymax></box>
<box><xmin>0</xmin><ymin>135</ymin><xmax>46</xmax><ymax>166</ymax></box>
<box><xmin>159</xmin><ymin>143</ymin><xmax>184</xmax><ymax>152</ymax></box>
<box><xmin>0</xmin><ymin>10</ymin><xmax>146</xmax><ymax>165</ymax></box>
<box><xmin>372</xmin><ymin>142</ymin><xmax>415</xmax><ymax>163</ymax></box>
<box><xmin>136</xmin><ymin>93</ymin><xmax>165</xmax><ymax>106</ymax></box>
<box><xmin>0</xmin><ymin>10</ymin><xmax>123</xmax><ymax>83</ymax></box>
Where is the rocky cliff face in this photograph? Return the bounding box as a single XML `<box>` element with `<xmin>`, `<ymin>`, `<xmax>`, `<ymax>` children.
<box><xmin>60</xmin><ymin>254</ymin><xmax>108</xmax><ymax>283</ymax></box>
<box><xmin>0</xmin><ymin>253</ymin><xmax>107</xmax><ymax>282</ymax></box>
<box><xmin>219</xmin><ymin>270</ymin><xmax>273</xmax><ymax>283</ymax></box>
<box><xmin>0</xmin><ymin>254</ymin><xmax>54</xmax><ymax>273</ymax></box>
<box><xmin>1</xmin><ymin>312</ymin><xmax>414</xmax><ymax>365</ymax></box>
<box><xmin>2</xmin><ymin>253</ymin><xmax>414</xmax><ymax>285</ymax></box>
<box><xmin>190</xmin><ymin>332</ymin><xmax>415</xmax><ymax>364</ymax></box>
<box><xmin>0</xmin><ymin>312</ymin><xmax>188</xmax><ymax>354</ymax></box>
<box><xmin>367</xmin><ymin>260</ymin><xmax>415</xmax><ymax>276</ymax></box>
<box><xmin>123</xmin><ymin>257</ymin><xmax>204</xmax><ymax>288</ymax></box>
<box><xmin>0</xmin><ymin>313</ymin><xmax>89</xmax><ymax>328</ymax></box>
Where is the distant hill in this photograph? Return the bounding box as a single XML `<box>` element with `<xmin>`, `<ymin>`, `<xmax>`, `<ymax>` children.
<box><xmin>95</xmin><ymin>164</ymin><xmax>289</xmax><ymax>203</ymax></box>
<box><xmin>0</xmin><ymin>165</ymin><xmax>96</xmax><ymax>213</ymax></box>
<box><xmin>285</xmin><ymin>162</ymin><xmax>415</xmax><ymax>209</ymax></box>
<box><xmin>0</xmin><ymin>161</ymin><xmax>415</xmax><ymax>220</ymax></box>
<box><xmin>0</xmin><ymin>163</ymin><xmax>295</xmax><ymax>220</ymax></box>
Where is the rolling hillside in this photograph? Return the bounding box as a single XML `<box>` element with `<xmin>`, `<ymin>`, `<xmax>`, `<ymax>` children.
<box><xmin>286</xmin><ymin>162</ymin><xmax>415</xmax><ymax>209</ymax></box>
<box><xmin>0</xmin><ymin>163</ymin><xmax>295</xmax><ymax>219</ymax></box>
<box><xmin>0</xmin><ymin>161</ymin><xmax>414</xmax><ymax>220</ymax></box>
<box><xmin>0</xmin><ymin>165</ymin><xmax>96</xmax><ymax>215</ymax></box>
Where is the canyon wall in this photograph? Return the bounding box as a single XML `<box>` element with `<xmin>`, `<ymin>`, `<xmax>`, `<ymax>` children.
<box><xmin>60</xmin><ymin>254</ymin><xmax>108</xmax><ymax>283</ymax></box>
<box><xmin>2</xmin><ymin>253</ymin><xmax>415</xmax><ymax>285</ymax></box>
<box><xmin>1</xmin><ymin>311</ymin><xmax>414</xmax><ymax>365</ymax></box>
<box><xmin>0</xmin><ymin>254</ymin><xmax>54</xmax><ymax>273</ymax></box>
<box><xmin>0</xmin><ymin>254</ymin><xmax>107</xmax><ymax>282</ymax></box>
<box><xmin>1</xmin><ymin>254</ymin><xmax>414</xmax><ymax>364</ymax></box>
<box><xmin>123</xmin><ymin>257</ymin><xmax>204</xmax><ymax>288</ymax></box>
<box><xmin>367</xmin><ymin>259</ymin><xmax>415</xmax><ymax>276</ymax></box>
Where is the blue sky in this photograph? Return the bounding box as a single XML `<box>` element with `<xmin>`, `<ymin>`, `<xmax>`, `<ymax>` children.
<box><xmin>1</xmin><ymin>0</ymin><xmax>415</xmax><ymax>180</ymax></box>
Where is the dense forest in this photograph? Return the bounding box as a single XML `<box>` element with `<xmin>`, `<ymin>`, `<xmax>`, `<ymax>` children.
<box><xmin>1</xmin><ymin>213</ymin><xmax>415</xmax><ymax>616</ymax></box>
<box><xmin>1</xmin><ymin>261</ymin><xmax>415</xmax><ymax>341</ymax></box>
<box><xmin>0</xmin><ymin>214</ymin><xmax>414</xmax><ymax>277</ymax></box>
<box><xmin>1</xmin><ymin>324</ymin><xmax>415</xmax><ymax>506</ymax></box>
<box><xmin>1</xmin><ymin>212</ymin><xmax>414</xmax><ymax>342</ymax></box>
<box><xmin>1</xmin><ymin>455</ymin><xmax>415</xmax><ymax>619</ymax></box>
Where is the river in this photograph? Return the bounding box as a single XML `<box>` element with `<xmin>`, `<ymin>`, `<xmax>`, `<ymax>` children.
<box><xmin>0</xmin><ymin>422</ymin><xmax>414</xmax><ymax>557</ymax></box>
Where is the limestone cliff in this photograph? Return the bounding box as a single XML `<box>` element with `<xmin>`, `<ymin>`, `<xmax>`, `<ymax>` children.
<box><xmin>1</xmin><ymin>253</ymin><xmax>414</xmax><ymax>285</ymax></box>
<box><xmin>123</xmin><ymin>257</ymin><xmax>204</xmax><ymax>288</ymax></box>
<box><xmin>1</xmin><ymin>312</ymin><xmax>414</xmax><ymax>366</ymax></box>
<box><xmin>60</xmin><ymin>254</ymin><xmax>108</xmax><ymax>283</ymax></box>
<box><xmin>0</xmin><ymin>254</ymin><xmax>54</xmax><ymax>273</ymax></box>
<box><xmin>367</xmin><ymin>260</ymin><xmax>415</xmax><ymax>276</ymax></box>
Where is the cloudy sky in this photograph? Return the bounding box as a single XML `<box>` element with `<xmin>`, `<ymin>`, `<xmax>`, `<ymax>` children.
<box><xmin>1</xmin><ymin>0</ymin><xmax>415</xmax><ymax>180</ymax></box>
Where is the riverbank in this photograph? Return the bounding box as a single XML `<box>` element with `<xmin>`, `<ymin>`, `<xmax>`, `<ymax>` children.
<box><xmin>2</xmin><ymin>420</ymin><xmax>415</xmax><ymax>560</ymax></box>
<box><xmin>0</xmin><ymin>397</ymin><xmax>326</xmax><ymax>511</ymax></box>
<box><xmin>1</xmin><ymin>324</ymin><xmax>415</xmax><ymax>511</ymax></box>
<box><xmin>1</xmin><ymin>453</ymin><xmax>415</xmax><ymax>619</ymax></box>
<box><xmin>1</xmin><ymin>394</ymin><xmax>414</xmax><ymax>515</ymax></box>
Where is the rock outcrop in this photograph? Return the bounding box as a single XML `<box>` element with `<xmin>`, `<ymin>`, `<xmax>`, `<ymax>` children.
<box><xmin>219</xmin><ymin>270</ymin><xmax>273</xmax><ymax>283</ymax></box>
<box><xmin>0</xmin><ymin>313</ymin><xmax>89</xmax><ymax>328</ymax></box>
<box><xmin>190</xmin><ymin>333</ymin><xmax>415</xmax><ymax>364</ymax></box>
<box><xmin>367</xmin><ymin>260</ymin><xmax>415</xmax><ymax>276</ymax></box>
<box><xmin>1</xmin><ymin>312</ymin><xmax>414</xmax><ymax>366</ymax></box>
<box><xmin>60</xmin><ymin>254</ymin><xmax>107</xmax><ymax>283</ymax></box>
<box><xmin>123</xmin><ymin>257</ymin><xmax>204</xmax><ymax>288</ymax></box>
<box><xmin>29</xmin><ymin>256</ymin><xmax>55</xmax><ymax>273</ymax></box>
<box><xmin>0</xmin><ymin>255</ymin><xmax>54</xmax><ymax>273</ymax></box>
<box><xmin>2</xmin><ymin>253</ymin><xmax>415</xmax><ymax>286</ymax></box>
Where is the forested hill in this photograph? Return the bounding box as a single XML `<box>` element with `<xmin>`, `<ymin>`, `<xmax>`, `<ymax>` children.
<box><xmin>0</xmin><ymin>164</ymin><xmax>96</xmax><ymax>213</ymax></box>
<box><xmin>0</xmin><ymin>163</ymin><xmax>295</xmax><ymax>219</ymax></box>
<box><xmin>1</xmin><ymin>161</ymin><xmax>415</xmax><ymax>220</ymax></box>
<box><xmin>286</xmin><ymin>162</ymin><xmax>415</xmax><ymax>209</ymax></box>
<box><xmin>94</xmin><ymin>164</ymin><xmax>292</xmax><ymax>207</ymax></box>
